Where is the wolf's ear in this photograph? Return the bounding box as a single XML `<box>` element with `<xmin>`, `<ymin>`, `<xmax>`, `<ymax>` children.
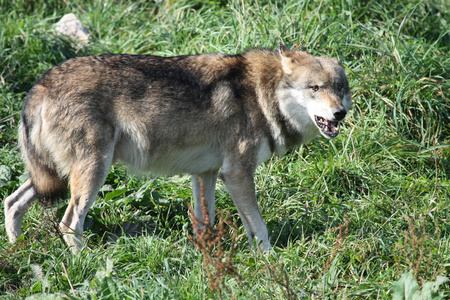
<box><xmin>278</xmin><ymin>44</ymin><xmax>295</xmax><ymax>75</ymax></box>
<box><xmin>331</xmin><ymin>57</ymin><xmax>342</xmax><ymax>65</ymax></box>
<box><xmin>278</xmin><ymin>44</ymin><xmax>289</xmax><ymax>55</ymax></box>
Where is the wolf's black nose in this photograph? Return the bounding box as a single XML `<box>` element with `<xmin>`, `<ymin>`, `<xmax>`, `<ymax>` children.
<box><xmin>333</xmin><ymin>108</ymin><xmax>347</xmax><ymax>121</ymax></box>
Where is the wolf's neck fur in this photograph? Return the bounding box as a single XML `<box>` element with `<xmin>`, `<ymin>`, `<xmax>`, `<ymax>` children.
<box><xmin>244</xmin><ymin>50</ymin><xmax>302</xmax><ymax>154</ymax></box>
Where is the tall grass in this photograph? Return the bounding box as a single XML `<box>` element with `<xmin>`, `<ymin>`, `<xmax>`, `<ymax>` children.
<box><xmin>0</xmin><ymin>0</ymin><xmax>449</xmax><ymax>298</ymax></box>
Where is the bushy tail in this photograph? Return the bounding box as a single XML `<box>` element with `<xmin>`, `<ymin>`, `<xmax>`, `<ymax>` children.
<box><xmin>19</xmin><ymin>92</ymin><xmax>68</xmax><ymax>201</ymax></box>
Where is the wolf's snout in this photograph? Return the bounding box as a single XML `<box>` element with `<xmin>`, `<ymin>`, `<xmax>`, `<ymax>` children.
<box><xmin>332</xmin><ymin>108</ymin><xmax>347</xmax><ymax>121</ymax></box>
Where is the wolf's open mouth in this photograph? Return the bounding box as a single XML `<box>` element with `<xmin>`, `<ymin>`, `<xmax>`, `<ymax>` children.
<box><xmin>315</xmin><ymin>116</ymin><xmax>340</xmax><ymax>139</ymax></box>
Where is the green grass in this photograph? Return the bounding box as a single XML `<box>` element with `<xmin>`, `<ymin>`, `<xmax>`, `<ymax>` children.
<box><xmin>1</xmin><ymin>0</ymin><xmax>449</xmax><ymax>298</ymax></box>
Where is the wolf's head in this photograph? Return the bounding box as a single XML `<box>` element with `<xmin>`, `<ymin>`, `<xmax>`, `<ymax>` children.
<box><xmin>277</xmin><ymin>45</ymin><xmax>352</xmax><ymax>140</ymax></box>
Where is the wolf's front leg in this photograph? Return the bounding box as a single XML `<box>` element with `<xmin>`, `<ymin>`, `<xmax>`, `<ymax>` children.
<box><xmin>220</xmin><ymin>166</ymin><xmax>271</xmax><ymax>251</ymax></box>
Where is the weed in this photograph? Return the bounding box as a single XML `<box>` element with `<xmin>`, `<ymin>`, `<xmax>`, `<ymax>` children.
<box><xmin>394</xmin><ymin>211</ymin><xmax>444</xmax><ymax>285</ymax></box>
<box><xmin>188</xmin><ymin>178</ymin><xmax>241</xmax><ymax>298</ymax></box>
<box><xmin>392</xmin><ymin>271</ymin><xmax>449</xmax><ymax>300</ymax></box>
<box><xmin>261</xmin><ymin>260</ymin><xmax>299</xmax><ymax>300</ymax></box>
<box><xmin>323</xmin><ymin>213</ymin><xmax>351</xmax><ymax>274</ymax></box>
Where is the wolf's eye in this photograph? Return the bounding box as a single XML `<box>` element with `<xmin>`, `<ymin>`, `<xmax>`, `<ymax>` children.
<box><xmin>337</xmin><ymin>83</ymin><xmax>344</xmax><ymax>91</ymax></box>
<box><xmin>309</xmin><ymin>85</ymin><xmax>319</xmax><ymax>92</ymax></box>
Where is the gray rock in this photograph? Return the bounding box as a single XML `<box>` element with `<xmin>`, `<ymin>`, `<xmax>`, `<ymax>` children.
<box><xmin>55</xmin><ymin>13</ymin><xmax>89</xmax><ymax>42</ymax></box>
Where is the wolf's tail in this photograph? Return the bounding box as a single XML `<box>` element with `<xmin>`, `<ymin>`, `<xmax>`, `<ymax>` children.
<box><xmin>19</xmin><ymin>89</ymin><xmax>68</xmax><ymax>201</ymax></box>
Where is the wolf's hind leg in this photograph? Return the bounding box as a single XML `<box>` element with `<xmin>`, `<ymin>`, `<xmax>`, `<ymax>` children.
<box><xmin>192</xmin><ymin>171</ymin><xmax>218</xmax><ymax>229</ymax></box>
<box><xmin>4</xmin><ymin>179</ymin><xmax>38</xmax><ymax>243</ymax></box>
<box><xmin>59</xmin><ymin>155</ymin><xmax>113</xmax><ymax>251</ymax></box>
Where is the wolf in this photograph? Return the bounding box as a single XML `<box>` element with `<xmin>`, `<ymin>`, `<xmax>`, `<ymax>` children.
<box><xmin>4</xmin><ymin>45</ymin><xmax>351</xmax><ymax>251</ymax></box>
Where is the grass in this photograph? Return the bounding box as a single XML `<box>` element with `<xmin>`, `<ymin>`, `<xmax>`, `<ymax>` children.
<box><xmin>0</xmin><ymin>0</ymin><xmax>449</xmax><ymax>298</ymax></box>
